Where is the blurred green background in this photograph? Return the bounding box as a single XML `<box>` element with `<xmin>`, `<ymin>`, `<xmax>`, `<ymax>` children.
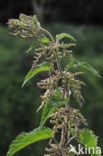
<box><xmin>0</xmin><ymin>0</ymin><xmax>103</xmax><ymax>155</ymax></box>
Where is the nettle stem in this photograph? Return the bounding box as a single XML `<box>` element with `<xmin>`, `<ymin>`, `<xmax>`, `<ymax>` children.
<box><xmin>40</xmin><ymin>27</ymin><xmax>55</xmax><ymax>43</ymax></box>
<box><xmin>40</xmin><ymin>27</ymin><xmax>62</xmax><ymax>76</ymax></box>
<box><xmin>40</xmin><ymin>27</ymin><xmax>70</xmax><ymax>156</ymax></box>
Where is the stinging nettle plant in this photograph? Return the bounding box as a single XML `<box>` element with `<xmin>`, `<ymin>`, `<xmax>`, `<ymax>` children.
<box><xmin>7</xmin><ymin>14</ymin><xmax>101</xmax><ymax>156</ymax></box>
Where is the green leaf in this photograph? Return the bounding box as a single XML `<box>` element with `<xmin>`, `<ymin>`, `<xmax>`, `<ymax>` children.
<box><xmin>56</xmin><ymin>33</ymin><xmax>76</xmax><ymax>43</ymax></box>
<box><xmin>67</xmin><ymin>61</ymin><xmax>101</xmax><ymax>78</ymax></box>
<box><xmin>40</xmin><ymin>88</ymin><xmax>68</xmax><ymax>127</ymax></box>
<box><xmin>22</xmin><ymin>62</ymin><xmax>50</xmax><ymax>87</ymax></box>
<box><xmin>80</xmin><ymin>129</ymin><xmax>101</xmax><ymax>156</ymax></box>
<box><xmin>26</xmin><ymin>37</ymin><xmax>49</xmax><ymax>53</ymax></box>
<box><xmin>6</xmin><ymin>127</ymin><xmax>52</xmax><ymax>156</ymax></box>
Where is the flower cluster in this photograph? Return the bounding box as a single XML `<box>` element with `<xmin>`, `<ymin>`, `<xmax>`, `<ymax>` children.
<box><xmin>45</xmin><ymin>107</ymin><xmax>87</xmax><ymax>156</ymax></box>
<box><xmin>8</xmin><ymin>14</ymin><xmax>40</xmax><ymax>39</ymax></box>
<box><xmin>62</xmin><ymin>71</ymin><xmax>85</xmax><ymax>106</ymax></box>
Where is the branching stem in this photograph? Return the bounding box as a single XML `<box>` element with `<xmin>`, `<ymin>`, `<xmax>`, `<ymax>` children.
<box><xmin>40</xmin><ymin>27</ymin><xmax>71</xmax><ymax>156</ymax></box>
<box><xmin>40</xmin><ymin>27</ymin><xmax>62</xmax><ymax>75</ymax></box>
<box><xmin>40</xmin><ymin>27</ymin><xmax>55</xmax><ymax>43</ymax></box>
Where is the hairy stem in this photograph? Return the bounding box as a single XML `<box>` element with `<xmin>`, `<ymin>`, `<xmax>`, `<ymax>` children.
<box><xmin>40</xmin><ymin>27</ymin><xmax>55</xmax><ymax>43</ymax></box>
<box><xmin>40</xmin><ymin>27</ymin><xmax>70</xmax><ymax>156</ymax></box>
<box><xmin>40</xmin><ymin>27</ymin><xmax>62</xmax><ymax>75</ymax></box>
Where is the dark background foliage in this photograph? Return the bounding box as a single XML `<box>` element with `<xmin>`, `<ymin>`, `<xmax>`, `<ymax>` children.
<box><xmin>0</xmin><ymin>0</ymin><xmax>103</xmax><ymax>156</ymax></box>
<box><xmin>0</xmin><ymin>0</ymin><xmax>103</xmax><ymax>24</ymax></box>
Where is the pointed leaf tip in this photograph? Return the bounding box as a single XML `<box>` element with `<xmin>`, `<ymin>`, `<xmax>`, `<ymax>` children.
<box><xmin>6</xmin><ymin>127</ymin><xmax>52</xmax><ymax>156</ymax></box>
<box><xmin>67</xmin><ymin>61</ymin><xmax>101</xmax><ymax>78</ymax></box>
<box><xmin>56</xmin><ymin>33</ymin><xmax>76</xmax><ymax>43</ymax></box>
<box><xmin>26</xmin><ymin>37</ymin><xmax>49</xmax><ymax>53</ymax></box>
<box><xmin>22</xmin><ymin>62</ymin><xmax>50</xmax><ymax>87</ymax></box>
